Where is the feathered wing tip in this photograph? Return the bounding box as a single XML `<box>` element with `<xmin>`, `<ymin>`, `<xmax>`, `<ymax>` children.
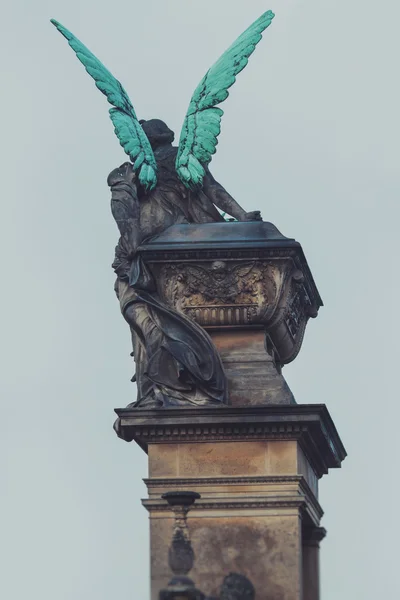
<box><xmin>50</xmin><ymin>18</ymin><xmax>157</xmax><ymax>191</ymax></box>
<box><xmin>176</xmin><ymin>10</ymin><xmax>275</xmax><ymax>189</ymax></box>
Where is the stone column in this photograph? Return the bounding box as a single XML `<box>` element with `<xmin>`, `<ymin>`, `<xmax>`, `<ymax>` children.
<box><xmin>302</xmin><ymin>527</ymin><xmax>326</xmax><ymax>600</ymax></box>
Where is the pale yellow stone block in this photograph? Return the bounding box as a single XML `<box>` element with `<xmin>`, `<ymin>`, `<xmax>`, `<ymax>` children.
<box><xmin>178</xmin><ymin>442</ymin><xmax>266</xmax><ymax>477</ymax></box>
<box><xmin>148</xmin><ymin>444</ymin><xmax>178</xmax><ymax>478</ymax></box>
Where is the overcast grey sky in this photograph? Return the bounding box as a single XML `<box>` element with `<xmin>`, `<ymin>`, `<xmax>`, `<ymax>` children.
<box><xmin>1</xmin><ymin>0</ymin><xmax>399</xmax><ymax>598</ymax></box>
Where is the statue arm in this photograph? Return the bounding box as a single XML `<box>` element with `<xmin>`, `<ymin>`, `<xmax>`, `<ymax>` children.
<box><xmin>202</xmin><ymin>169</ymin><xmax>261</xmax><ymax>221</ymax></box>
<box><xmin>109</xmin><ymin>163</ymin><xmax>142</xmax><ymax>257</ymax></box>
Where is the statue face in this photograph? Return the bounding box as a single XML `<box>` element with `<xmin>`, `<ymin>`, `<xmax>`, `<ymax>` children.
<box><xmin>211</xmin><ymin>261</ymin><xmax>227</xmax><ymax>281</ymax></box>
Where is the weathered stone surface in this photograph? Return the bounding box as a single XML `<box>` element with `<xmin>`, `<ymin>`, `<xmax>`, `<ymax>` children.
<box><xmin>132</xmin><ymin>404</ymin><xmax>346</xmax><ymax>600</ymax></box>
<box><xmin>210</xmin><ymin>330</ymin><xmax>294</xmax><ymax>406</ymax></box>
<box><xmin>149</xmin><ymin>513</ymin><xmax>302</xmax><ymax>600</ymax></box>
<box><xmin>149</xmin><ymin>441</ymin><xmax>300</xmax><ymax>479</ymax></box>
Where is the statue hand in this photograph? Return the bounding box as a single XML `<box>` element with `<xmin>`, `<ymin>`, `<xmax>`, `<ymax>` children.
<box><xmin>242</xmin><ymin>210</ymin><xmax>262</xmax><ymax>222</ymax></box>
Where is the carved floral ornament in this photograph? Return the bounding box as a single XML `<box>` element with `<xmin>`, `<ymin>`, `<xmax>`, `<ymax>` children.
<box><xmin>160</xmin><ymin>260</ymin><xmax>276</xmax><ymax>324</ymax></box>
<box><xmin>157</xmin><ymin>258</ymin><xmax>313</xmax><ymax>336</ymax></box>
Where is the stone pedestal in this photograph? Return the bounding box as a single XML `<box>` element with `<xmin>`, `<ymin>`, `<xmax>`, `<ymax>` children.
<box><xmin>116</xmin><ymin>405</ymin><xmax>346</xmax><ymax>600</ymax></box>
<box><xmin>115</xmin><ymin>222</ymin><xmax>346</xmax><ymax>599</ymax></box>
<box><xmin>210</xmin><ymin>330</ymin><xmax>294</xmax><ymax>405</ymax></box>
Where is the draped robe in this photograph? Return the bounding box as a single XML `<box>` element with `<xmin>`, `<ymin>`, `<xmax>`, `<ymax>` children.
<box><xmin>109</xmin><ymin>147</ymin><xmax>242</xmax><ymax>409</ymax></box>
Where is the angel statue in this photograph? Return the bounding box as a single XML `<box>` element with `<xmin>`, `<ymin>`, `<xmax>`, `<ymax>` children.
<box><xmin>51</xmin><ymin>11</ymin><xmax>275</xmax><ymax>411</ymax></box>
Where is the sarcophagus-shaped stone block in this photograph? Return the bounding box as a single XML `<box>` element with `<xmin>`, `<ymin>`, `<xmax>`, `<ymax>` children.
<box><xmin>139</xmin><ymin>221</ymin><xmax>321</xmax><ymax>363</ymax></box>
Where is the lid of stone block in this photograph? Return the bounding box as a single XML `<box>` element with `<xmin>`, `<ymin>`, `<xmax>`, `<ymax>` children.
<box><xmin>139</xmin><ymin>221</ymin><xmax>298</xmax><ymax>251</ymax></box>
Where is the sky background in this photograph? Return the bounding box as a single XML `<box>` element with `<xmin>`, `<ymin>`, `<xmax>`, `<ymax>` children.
<box><xmin>1</xmin><ymin>0</ymin><xmax>399</xmax><ymax>598</ymax></box>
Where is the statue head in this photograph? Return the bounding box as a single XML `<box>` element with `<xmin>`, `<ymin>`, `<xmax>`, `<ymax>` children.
<box><xmin>140</xmin><ymin>119</ymin><xmax>175</xmax><ymax>149</ymax></box>
<box><xmin>211</xmin><ymin>261</ymin><xmax>228</xmax><ymax>282</ymax></box>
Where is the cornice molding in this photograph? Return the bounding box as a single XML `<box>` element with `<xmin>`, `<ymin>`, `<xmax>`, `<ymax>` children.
<box><xmin>116</xmin><ymin>404</ymin><xmax>346</xmax><ymax>479</ymax></box>
<box><xmin>144</xmin><ymin>475</ymin><xmax>304</xmax><ymax>486</ymax></box>
<box><xmin>142</xmin><ymin>474</ymin><xmax>324</xmax><ymax>521</ymax></box>
<box><xmin>142</xmin><ymin>496</ymin><xmax>306</xmax><ymax>513</ymax></box>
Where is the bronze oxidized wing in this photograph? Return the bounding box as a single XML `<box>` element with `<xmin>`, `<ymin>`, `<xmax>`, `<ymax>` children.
<box><xmin>175</xmin><ymin>11</ymin><xmax>275</xmax><ymax>189</ymax></box>
<box><xmin>51</xmin><ymin>19</ymin><xmax>157</xmax><ymax>190</ymax></box>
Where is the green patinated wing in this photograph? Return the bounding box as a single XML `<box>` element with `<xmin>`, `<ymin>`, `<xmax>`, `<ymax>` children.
<box><xmin>50</xmin><ymin>19</ymin><xmax>157</xmax><ymax>190</ymax></box>
<box><xmin>176</xmin><ymin>10</ymin><xmax>275</xmax><ymax>189</ymax></box>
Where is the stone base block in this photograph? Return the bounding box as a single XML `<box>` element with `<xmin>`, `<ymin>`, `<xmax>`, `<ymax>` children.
<box><xmin>115</xmin><ymin>405</ymin><xmax>346</xmax><ymax>600</ymax></box>
<box><xmin>210</xmin><ymin>330</ymin><xmax>294</xmax><ymax>405</ymax></box>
